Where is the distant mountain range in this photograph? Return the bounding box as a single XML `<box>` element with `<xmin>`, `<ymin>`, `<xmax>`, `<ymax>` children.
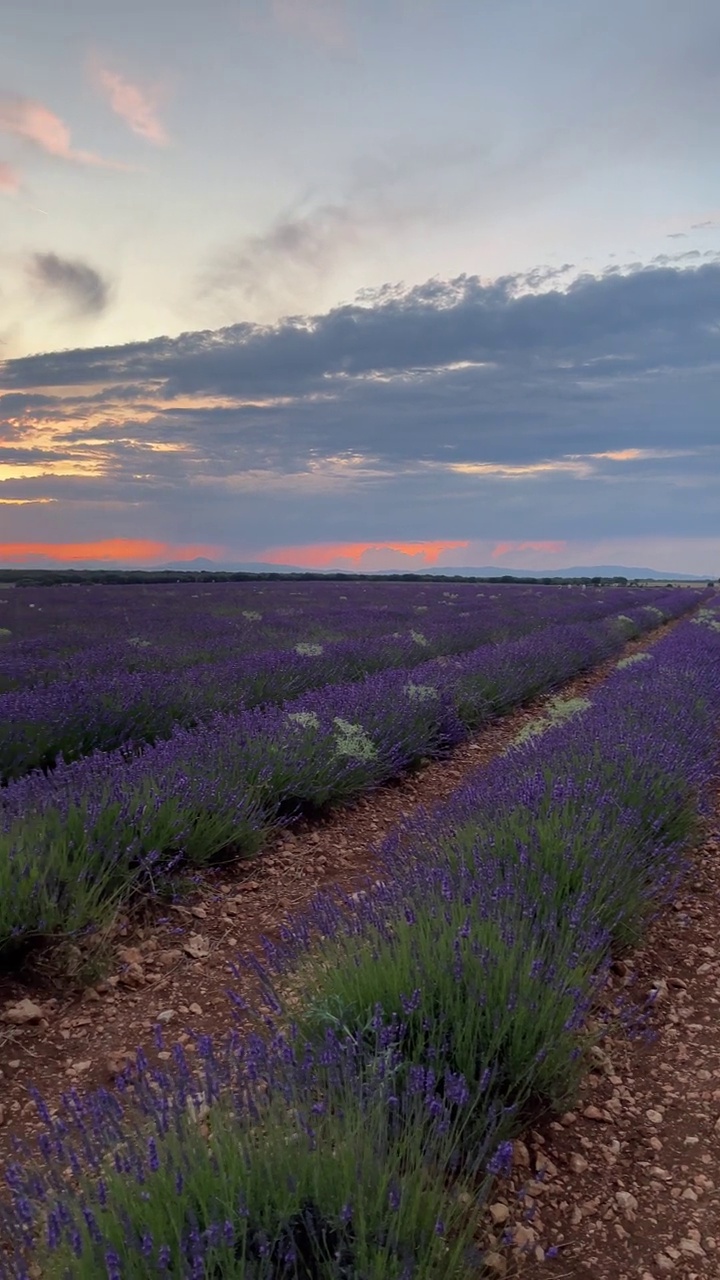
<box><xmin>159</xmin><ymin>558</ymin><xmax>711</xmax><ymax>581</ymax></box>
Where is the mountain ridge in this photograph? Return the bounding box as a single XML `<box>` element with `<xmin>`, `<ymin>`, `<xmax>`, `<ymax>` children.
<box><xmin>157</xmin><ymin>558</ymin><xmax>710</xmax><ymax>581</ymax></box>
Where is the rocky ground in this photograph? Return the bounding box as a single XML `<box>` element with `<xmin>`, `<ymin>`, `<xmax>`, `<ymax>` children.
<box><xmin>0</xmin><ymin>617</ymin><xmax>717</xmax><ymax>1279</ymax></box>
<box><xmin>482</xmin><ymin>812</ymin><xmax>720</xmax><ymax>1280</ymax></box>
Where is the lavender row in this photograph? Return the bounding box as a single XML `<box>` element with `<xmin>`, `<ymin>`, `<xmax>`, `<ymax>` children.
<box><xmin>0</xmin><ymin>580</ymin><xmax>685</xmax><ymax>693</ymax></box>
<box><xmin>2</xmin><ymin>604</ymin><xmax>719</xmax><ymax>1279</ymax></box>
<box><xmin>0</xmin><ymin>578</ymin><xmax>577</xmax><ymax>686</ymax></box>
<box><xmin>0</xmin><ymin>586</ymin><xmax>696</xmax><ymax>783</ymax></box>
<box><xmin>0</xmin><ymin>589</ymin><xmax>703</xmax><ymax>955</ymax></box>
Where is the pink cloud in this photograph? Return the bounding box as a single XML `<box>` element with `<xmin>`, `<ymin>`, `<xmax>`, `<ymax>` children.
<box><xmin>89</xmin><ymin>57</ymin><xmax>169</xmax><ymax>145</ymax></box>
<box><xmin>0</xmin><ymin>94</ymin><xmax>127</xmax><ymax>169</ymax></box>
<box><xmin>0</xmin><ymin>160</ymin><xmax>19</xmax><ymax>192</ymax></box>
<box><xmin>270</xmin><ymin>0</ymin><xmax>350</xmax><ymax>50</ymax></box>
<box><xmin>491</xmin><ymin>541</ymin><xmax>567</xmax><ymax>561</ymax></box>
<box><xmin>262</xmin><ymin>540</ymin><xmax>469</xmax><ymax>568</ymax></box>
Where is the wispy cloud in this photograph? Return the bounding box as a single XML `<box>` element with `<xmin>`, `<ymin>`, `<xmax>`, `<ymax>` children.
<box><xmin>269</xmin><ymin>0</ymin><xmax>350</xmax><ymax>50</ymax></box>
<box><xmin>201</xmin><ymin>139</ymin><xmax>482</xmax><ymax>313</ymax></box>
<box><xmin>0</xmin><ymin>93</ymin><xmax>127</xmax><ymax>169</ymax></box>
<box><xmin>690</xmin><ymin>215</ymin><xmax>720</xmax><ymax>230</ymax></box>
<box><xmin>0</xmin><ymin>160</ymin><xmax>19</xmax><ymax>192</ymax></box>
<box><xmin>28</xmin><ymin>253</ymin><xmax>111</xmax><ymax>316</ymax></box>
<box><xmin>89</xmin><ymin>55</ymin><xmax>169</xmax><ymax>145</ymax></box>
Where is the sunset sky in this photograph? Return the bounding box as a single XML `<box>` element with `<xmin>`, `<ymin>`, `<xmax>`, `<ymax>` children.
<box><xmin>1</xmin><ymin>0</ymin><xmax>719</xmax><ymax>574</ymax></box>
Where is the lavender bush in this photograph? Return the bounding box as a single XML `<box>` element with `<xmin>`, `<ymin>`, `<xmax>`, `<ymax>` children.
<box><xmin>0</xmin><ymin>1024</ymin><xmax>499</xmax><ymax>1279</ymax></box>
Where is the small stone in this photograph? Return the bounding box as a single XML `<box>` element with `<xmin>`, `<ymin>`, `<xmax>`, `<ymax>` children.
<box><xmin>488</xmin><ymin>1203</ymin><xmax>510</xmax><ymax>1225</ymax></box>
<box><xmin>655</xmin><ymin>1254</ymin><xmax>674</xmax><ymax>1272</ymax></box>
<box><xmin>120</xmin><ymin>963</ymin><xmax>145</xmax><ymax>987</ymax></box>
<box><xmin>105</xmin><ymin>1050</ymin><xmax>135</xmax><ymax>1080</ymax></box>
<box><xmin>513</xmin><ymin>1224</ymin><xmax>536</xmax><ymax>1248</ymax></box>
<box><xmin>569</xmin><ymin>1153</ymin><xmax>589</xmax><ymax>1174</ymax></box>
<box><xmin>1</xmin><ymin>999</ymin><xmax>44</xmax><ymax>1025</ymax></box>
<box><xmin>615</xmin><ymin>1190</ymin><xmax>638</xmax><ymax>1215</ymax></box>
<box><xmin>646</xmin><ymin>1109</ymin><xmax>664</xmax><ymax>1125</ymax></box>
<box><xmin>183</xmin><ymin>934</ymin><xmax>210</xmax><ymax>959</ymax></box>
<box><xmin>483</xmin><ymin>1253</ymin><xmax>506</xmax><ymax>1276</ymax></box>
<box><xmin>512</xmin><ymin>1140</ymin><xmax>531</xmax><ymax>1168</ymax></box>
<box><xmin>679</xmin><ymin>1238</ymin><xmax>705</xmax><ymax>1257</ymax></box>
<box><xmin>157</xmin><ymin>1010</ymin><xmax>175</xmax><ymax>1024</ymax></box>
<box><xmin>584</xmin><ymin>1105</ymin><xmax>608</xmax><ymax>1122</ymax></box>
<box><xmin>188</xmin><ymin>1003</ymin><xmax>203</xmax><ymax>1016</ymax></box>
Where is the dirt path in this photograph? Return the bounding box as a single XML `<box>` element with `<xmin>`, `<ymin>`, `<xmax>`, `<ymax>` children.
<box><xmin>480</xmin><ymin>802</ymin><xmax>720</xmax><ymax>1280</ymax></box>
<box><xmin>0</xmin><ymin>624</ymin><xmax>679</xmax><ymax>1172</ymax></box>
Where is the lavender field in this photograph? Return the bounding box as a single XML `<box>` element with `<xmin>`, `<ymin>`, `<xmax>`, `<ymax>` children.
<box><xmin>0</xmin><ymin>580</ymin><xmax>704</xmax><ymax>957</ymax></box>
<box><xmin>1</xmin><ymin>584</ymin><xmax>719</xmax><ymax>1279</ymax></box>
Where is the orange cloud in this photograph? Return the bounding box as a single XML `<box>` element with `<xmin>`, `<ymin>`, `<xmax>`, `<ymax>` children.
<box><xmin>89</xmin><ymin>57</ymin><xmax>169</xmax><ymax>145</ymax></box>
<box><xmin>0</xmin><ymin>94</ymin><xmax>127</xmax><ymax>169</ymax></box>
<box><xmin>0</xmin><ymin>160</ymin><xmax>19</xmax><ymax>192</ymax></box>
<box><xmin>262</xmin><ymin>540</ymin><xmax>469</xmax><ymax>568</ymax></box>
<box><xmin>0</xmin><ymin>539</ymin><xmax>221</xmax><ymax>565</ymax></box>
<box><xmin>491</xmin><ymin>541</ymin><xmax>567</xmax><ymax>560</ymax></box>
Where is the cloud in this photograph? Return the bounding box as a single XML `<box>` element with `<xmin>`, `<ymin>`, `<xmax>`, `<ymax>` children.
<box><xmin>27</xmin><ymin>253</ymin><xmax>111</xmax><ymax>315</ymax></box>
<box><xmin>261</xmin><ymin>539</ymin><xmax>469</xmax><ymax>567</ymax></box>
<box><xmin>269</xmin><ymin>0</ymin><xmax>350</xmax><ymax>50</ymax></box>
<box><xmin>0</xmin><ymin>94</ymin><xmax>127</xmax><ymax>169</ymax></box>
<box><xmin>0</xmin><ymin>538</ymin><xmax>221</xmax><ymax>565</ymax></box>
<box><xmin>491</xmin><ymin>541</ymin><xmax>567</xmax><ymax>561</ymax></box>
<box><xmin>89</xmin><ymin>56</ymin><xmax>169</xmax><ymax>145</ymax></box>
<box><xmin>0</xmin><ymin>258</ymin><xmax>718</xmax><ymax>565</ymax></box>
<box><xmin>201</xmin><ymin>139</ymin><xmax>482</xmax><ymax>313</ymax></box>
<box><xmin>0</xmin><ymin>161</ymin><xmax>19</xmax><ymax>193</ymax></box>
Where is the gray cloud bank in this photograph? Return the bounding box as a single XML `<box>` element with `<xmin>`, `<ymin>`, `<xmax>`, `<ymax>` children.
<box><xmin>1</xmin><ymin>257</ymin><xmax>719</xmax><ymax>549</ymax></box>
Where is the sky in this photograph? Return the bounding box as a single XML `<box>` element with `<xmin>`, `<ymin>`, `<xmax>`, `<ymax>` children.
<box><xmin>1</xmin><ymin>0</ymin><xmax>719</xmax><ymax>575</ymax></box>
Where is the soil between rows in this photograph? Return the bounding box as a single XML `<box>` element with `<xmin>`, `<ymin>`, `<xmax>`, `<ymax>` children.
<box><xmin>0</xmin><ymin>615</ymin><xmax>710</xmax><ymax>1280</ymax></box>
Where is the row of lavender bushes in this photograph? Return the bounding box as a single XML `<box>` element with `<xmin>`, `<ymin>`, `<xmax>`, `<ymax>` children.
<box><xmin>0</xmin><ymin>580</ymin><xmax>615</xmax><ymax>693</ymax></box>
<box><xmin>0</xmin><ymin>585</ymin><xmax>676</xmax><ymax>782</ymax></box>
<box><xmin>0</xmin><ymin>590</ymin><xmax>703</xmax><ymax>960</ymax></box>
<box><xmin>0</xmin><ymin>580</ymin><xmax>665</xmax><ymax>691</ymax></box>
<box><xmin>2</xmin><ymin>601</ymin><xmax>719</xmax><ymax>1278</ymax></box>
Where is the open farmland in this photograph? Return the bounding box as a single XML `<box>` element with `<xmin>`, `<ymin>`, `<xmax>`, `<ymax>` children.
<box><xmin>0</xmin><ymin>584</ymin><xmax>719</xmax><ymax>1279</ymax></box>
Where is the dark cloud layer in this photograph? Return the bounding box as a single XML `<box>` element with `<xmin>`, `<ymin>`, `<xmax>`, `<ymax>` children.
<box><xmin>1</xmin><ymin>258</ymin><xmax>718</xmax><ymax>551</ymax></box>
<box><xmin>28</xmin><ymin>252</ymin><xmax>110</xmax><ymax>316</ymax></box>
<box><xmin>5</xmin><ymin>257</ymin><xmax>720</xmax><ymax>395</ymax></box>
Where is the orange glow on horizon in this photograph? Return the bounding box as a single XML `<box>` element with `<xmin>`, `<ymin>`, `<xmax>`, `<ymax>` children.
<box><xmin>261</xmin><ymin>540</ymin><xmax>470</xmax><ymax>568</ymax></box>
<box><xmin>0</xmin><ymin>539</ymin><xmax>222</xmax><ymax>565</ymax></box>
